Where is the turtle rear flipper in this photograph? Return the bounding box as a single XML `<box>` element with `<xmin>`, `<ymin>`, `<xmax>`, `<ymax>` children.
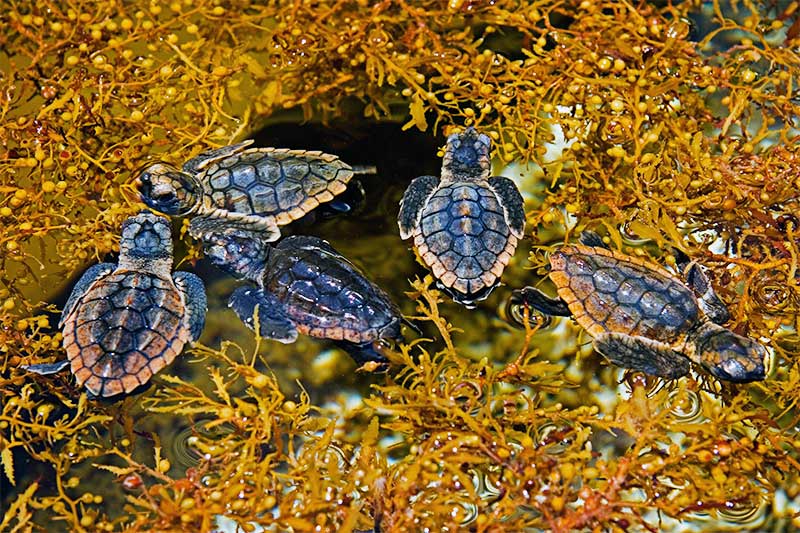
<box><xmin>351</xmin><ymin>164</ymin><xmax>377</xmax><ymax>175</ymax></box>
<box><xmin>398</xmin><ymin>175</ymin><xmax>439</xmax><ymax>239</ymax></box>
<box><xmin>58</xmin><ymin>263</ymin><xmax>116</xmax><ymax>328</ymax></box>
<box><xmin>229</xmin><ymin>286</ymin><xmax>298</xmax><ymax>343</ymax></box>
<box><xmin>488</xmin><ymin>176</ymin><xmax>525</xmax><ymax>238</ymax></box>
<box><xmin>594</xmin><ymin>332</ymin><xmax>690</xmax><ymax>379</ymax></box>
<box><xmin>173</xmin><ymin>271</ymin><xmax>208</xmax><ymax>342</ymax></box>
<box><xmin>22</xmin><ymin>359</ymin><xmax>70</xmax><ymax>375</ymax></box>
<box><xmin>439</xmin><ymin>280</ymin><xmax>499</xmax><ymax>310</ymax></box>
<box><xmin>325</xmin><ymin>199</ymin><xmax>353</xmax><ymax>213</ymax></box>
<box><xmin>183</xmin><ymin>140</ymin><xmax>255</xmax><ymax>173</ymax></box>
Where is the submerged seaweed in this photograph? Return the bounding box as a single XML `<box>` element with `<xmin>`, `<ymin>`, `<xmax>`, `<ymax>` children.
<box><xmin>2</xmin><ymin>0</ymin><xmax>800</xmax><ymax>531</ymax></box>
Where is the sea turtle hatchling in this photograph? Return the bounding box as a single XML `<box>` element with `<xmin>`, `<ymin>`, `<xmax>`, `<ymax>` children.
<box><xmin>201</xmin><ymin>227</ymin><xmax>403</xmax><ymax>365</ymax></box>
<box><xmin>24</xmin><ymin>212</ymin><xmax>207</xmax><ymax>398</ymax></box>
<box><xmin>398</xmin><ymin>127</ymin><xmax>525</xmax><ymax>307</ymax></box>
<box><xmin>509</xmin><ymin>233</ymin><xmax>767</xmax><ymax>383</ymax></box>
<box><xmin>137</xmin><ymin>140</ymin><xmax>374</xmax><ymax>242</ymax></box>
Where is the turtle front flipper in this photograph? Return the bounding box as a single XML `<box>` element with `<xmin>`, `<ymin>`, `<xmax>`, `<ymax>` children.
<box><xmin>173</xmin><ymin>271</ymin><xmax>208</xmax><ymax>342</ymax></box>
<box><xmin>183</xmin><ymin>140</ymin><xmax>255</xmax><ymax>173</ymax></box>
<box><xmin>509</xmin><ymin>287</ymin><xmax>572</xmax><ymax>318</ymax></box>
<box><xmin>680</xmin><ymin>261</ymin><xmax>731</xmax><ymax>324</ymax></box>
<box><xmin>58</xmin><ymin>263</ymin><xmax>116</xmax><ymax>328</ymax></box>
<box><xmin>594</xmin><ymin>332</ymin><xmax>690</xmax><ymax>379</ymax></box>
<box><xmin>578</xmin><ymin>231</ymin><xmax>608</xmax><ymax>248</ymax></box>
<box><xmin>398</xmin><ymin>175</ymin><xmax>439</xmax><ymax>239</ymax></box>
<box><xmin>487</xmin><ymin>176</ymin><xmax>525</xmax><ymax>238</ymax></box>
<box><xmin>229</xmin><ymin>286</ymin><xmax>299</xmax><ymax>343</ymax></box>
<box><xmin>189</xmin><ymin>213</ymin><xmax>282</xmax><ymax>243</ymax></box>
<box><xmin>22</xmin><ymin>359</ymin><xmax>70</xmax><ymax>375</ymax></box>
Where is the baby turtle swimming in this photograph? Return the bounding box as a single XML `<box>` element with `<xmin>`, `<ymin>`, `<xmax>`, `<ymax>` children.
<box><xmin>398</xmin><ymin>127</ymin><xmax>525</xmax><ymax>307</ymax></box>
<box><xmin>509</xmin><ymin>233</ymin><xmax>766</xmax><ymax>382</ymax></box>
<box><xmin>201</xmin><ymin>227</ymin><xmax>402</xmax><ymax>364</ymax></box>
<box><xmin>137</xmin><ymin>140</ymin><xmax>373</xmax><ymax>242</ymax></box>
<box><xmin>25</xmin><ymin>212</ymin><xmax>207</xmax><ymax>398</ymax></box>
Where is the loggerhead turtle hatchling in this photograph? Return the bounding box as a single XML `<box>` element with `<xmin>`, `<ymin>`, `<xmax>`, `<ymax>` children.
<box><xmin>508</xmin><ymin>232</ymin><xmax>767</xmax><ymax>382</ymax></box>
<box><xmin>24</xmin><ymin>212</ymin><xmax>207</xmax><ymax>398</ymax></box>
<box><xmin>398</xmin><ymin>127</ymin><xmax>525</xmax><ymax>307</ymax></box>
<box><xmin>201</xmin><ymin>226</ymin><xmax>403</xmax><ymax>365</ymax></box>
<box><xmin>137</xmin><ymin>140</ymin><xmax>374</xmax><ymax>242</ymax></box>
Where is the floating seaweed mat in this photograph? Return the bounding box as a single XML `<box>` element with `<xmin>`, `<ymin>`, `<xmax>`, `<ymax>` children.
<box><xmin>2</xmin><ymin>0</ymin><xmax>800</xmax><ymax>531</ymax></box>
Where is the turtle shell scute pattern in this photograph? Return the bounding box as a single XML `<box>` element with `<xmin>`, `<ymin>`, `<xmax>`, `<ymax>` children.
<box><xmin>201</xmin><ymin>148</ymin><xmax>353</xmax><ymax>226</ymax></box>
<box><xmin>414</xmin><ymin>183</ymin><xmax>517</xmax><ymax>297</ymax></box>
<box><xmin>549</xmin><ymin>245</ymin><xmax>699</xmax><ymax>342</ymax></box>
<box><xmin>62</xmin><ymin>271</ymin><xmax>190</xmax><ymax>398</ymax></box>
<box><xmin>264</xmin><ymin>242</ymin><xmax>400</xmax><ymax>343</ymax></box>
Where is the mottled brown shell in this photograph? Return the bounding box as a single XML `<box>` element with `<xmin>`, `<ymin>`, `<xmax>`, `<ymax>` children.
<box><xmin>62</xmin><ymin>271</ymin><xmax>190</xmax><ymax>398</ymax></box>
<box><xmin>549</xmin><ymin>245</ymin><xmax>700</xmax><ymax>346</ymax></box>
<box><xmin>199</xmin><ymin>148</ymin><xmax>353</xmax><ymax>225</ymax></box>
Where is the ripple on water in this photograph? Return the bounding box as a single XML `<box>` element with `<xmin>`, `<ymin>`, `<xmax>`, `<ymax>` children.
<box><xmin>666</xmin><ymin>389</ymin><xmax>704</xmax><ymax>423</ymax></box>
<box><xmin>619</xmin><ymin>221</ymin><xmax>654</xmax><ymax>246</ymax></box>
<box><xmin>717</xmin><ymin>499</ymin><xmax>767</xmax><ymax>530</ymax></box>
<box><xmin>534</xmin><ymin>422</ymin><xmax>570</xmax><ymax>455</ymax></box>
<box><xmin>166</xmin><ymin>418</ymin><xmax>235</xmax><ymax>469</ymax></box>
<box><xmin>443</xmin><ymin>499</ymin><xmax>478</xmax><ymax>526</ymax></box>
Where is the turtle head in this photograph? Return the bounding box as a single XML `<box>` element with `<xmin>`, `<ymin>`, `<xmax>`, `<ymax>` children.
<box><xmin>137</xmin><ymin>163</ymin><xmax>200</xmax><ymax>216</ymax></box>
<box><xmin>696</xmin><ymin>327</ymin><xmax>767</xmax><ymax>383</ymax></box>
<box><xmin>202</xmin><ymin>228</ymin><xmax>268</xmax><ymax>281</ymax></box>
<box><xmin>120</xmin><ymin>211</ymin><xmax>173</xmax><ymax>259</ymax></box>
<box><xmin>441</xmin><ymin>127</ymin><xmax>492</xmax><ymax>182</ymax></box>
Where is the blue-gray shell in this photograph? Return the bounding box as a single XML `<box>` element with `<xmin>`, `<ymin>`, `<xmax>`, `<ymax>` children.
<box><xmin>414</xmin><ymin>182</ymin><xmax>519</xmax><ymax>298</ymax></box>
